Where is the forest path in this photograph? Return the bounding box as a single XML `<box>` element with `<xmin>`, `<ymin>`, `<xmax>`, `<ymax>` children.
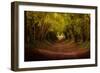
<box><xmin>31</xmin><ymin>40</ymin><xmax>90</xmax><ymax>60</ymax></box>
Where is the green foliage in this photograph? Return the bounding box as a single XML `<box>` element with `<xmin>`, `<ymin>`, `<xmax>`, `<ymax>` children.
<box><xmin>64</xmin><ymin>13</ymin><xmax>90</xmax><ymax>42</ymax></box>
<box><xmin>24</xmin><ymin>11</ymin><xmax>90</xmax><ymax>49</ymax></box>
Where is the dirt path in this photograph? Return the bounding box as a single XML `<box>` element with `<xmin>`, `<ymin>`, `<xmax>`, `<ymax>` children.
<box><xmin>25</xmin><ymin>40</ymin><xmax>90</xmax><ymax>61</ymax></box>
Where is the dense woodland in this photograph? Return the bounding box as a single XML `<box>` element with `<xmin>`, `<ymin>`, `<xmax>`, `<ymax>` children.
<box><xmin>24</xmin><ymin>11</ymin><xmax>90</xmax><ymax>61</ymax></box>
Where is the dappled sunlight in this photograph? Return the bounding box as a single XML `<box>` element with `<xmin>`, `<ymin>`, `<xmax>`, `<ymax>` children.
<box><xmin>24</xmin><ymin>11</ymin><xmax>90</xmax><ymax>61</ymax></box>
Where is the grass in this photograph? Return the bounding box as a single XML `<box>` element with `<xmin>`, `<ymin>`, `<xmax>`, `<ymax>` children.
<box><xmin>77</xmin><ymin>41</ymin><xmax>90</xmax><ymax>49</ymax></box>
